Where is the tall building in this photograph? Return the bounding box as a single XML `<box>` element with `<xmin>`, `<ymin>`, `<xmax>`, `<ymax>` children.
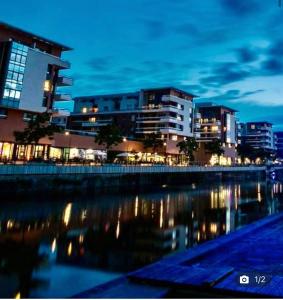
<box><xmin>0</xmin><ymin>22</ymin><xmax>72</xmax><ymax>112</ymax></box>
<box><xmin>0</xmin><ymin>22</ymin><xmax>72</xmax><ymax>160</ymax></box>
<box><xmin>275</xmin><ymin>132</ymin><xmax>283</xmax><ymax>159</ymax></box>
<box><xmin>242</xmin><ymin>122</ymin><xmax>276</xmax><ymax>154</ymax></box>
<box><xmin>194</xmin><ymin>103</ymin><xmax>237</xmax><ymax>165</ymax></box>
<box><xmin>70</xmin><ymin>87</ymin><xmax>196</xmax><ymax>142</ymax></box>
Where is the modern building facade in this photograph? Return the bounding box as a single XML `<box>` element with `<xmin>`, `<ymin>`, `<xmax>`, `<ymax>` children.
<box><xmin>0</xmin><ymin>22</ymin><xmax>72</xmax><ymax>160</ymax></box>
<box><xmin>241</xmin><ymin>122</ymin><xmax>276</xmax><ymax>154</ymax></box>
<box><xmin>194</xmin><ymin>103</ymin><xmax>237</xmax><ymax>165</ymax></box>
<box><xmin>0</xmin><ymin>22</ymin><xmax>72</xmax><ymax>113</ymax></box>
<box><xmin>275</xmin><ymin>132</ymin><xmax>283</xmax><ymax>159</ymax></box>
<box><xmin>70</xmin><ymin>87</ymin><xmax>196</xmax><ymax>142</ymax></box>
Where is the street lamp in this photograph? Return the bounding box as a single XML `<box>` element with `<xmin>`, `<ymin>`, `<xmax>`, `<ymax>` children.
<box><xmin>163</xmin><ymin>142</ymin><xmax>167</xmax><ymax>164</ymax></box>
<box><xmin>65</xmin><ymin>131</ymin><xmax>71</xmax><ymax>161</ymax></box>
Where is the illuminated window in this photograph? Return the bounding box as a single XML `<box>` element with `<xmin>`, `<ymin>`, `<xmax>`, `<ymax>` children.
<box><xmin>171</xmin><ymin>135</ymin><xmax>178</xmax><ymax>141</ymax></box>
<box><xmin>89</xmin><ymin>117</ymin><xmax>96</xmax><ymax>122</ymax></box>
<box><xmin>82</xmin><ymin>107</ymin><xmax>87</xmax><ymax>113</ymax></box>
<box><xmin>44</xmin><ymin>80</ymin><xmax>52</xmax><ymax>92</ymax></box>
<box><xmin>251</xmin><ymin>124</ymin><xmax>255</xmax><ymax>129</ymax></box>
<box><xmin>211</xmin><ymin>126</ymin><xmax>218</xmax><ymax>132</ymax></box>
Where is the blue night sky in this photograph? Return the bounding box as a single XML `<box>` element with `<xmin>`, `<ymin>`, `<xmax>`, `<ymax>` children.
<box><xmin>1</xmin><ymin>0</ymin><xmax>283</xmax><ymax>129</ymax></box>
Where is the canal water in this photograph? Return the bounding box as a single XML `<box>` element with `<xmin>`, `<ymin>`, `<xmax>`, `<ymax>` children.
<box><xmin>0</xmin><ymin>179</ymin><xmax>283</xmax><ymax>298</ymax></box>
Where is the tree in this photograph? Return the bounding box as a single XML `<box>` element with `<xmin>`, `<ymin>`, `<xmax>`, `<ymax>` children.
<box><xmin>237</xmin><ymin>143</ymin><xmax>256</xmax><ymax>162</ymax></box>
<box><xmin>142</xmin><ymin>133</ymin><xmax>163</xmax><ymax>153</ymax></box>
<box><xmin>95</xmin><ymin>124</ymin><xmax>123</xmax><ymax>161</ymax></box>
<box><xmin>14</xmin><ymin>112</ymin><xmax>61</xmax><ymax>159</ymax></box>
<box><xmin>177</xmin><ymin>137</ymin><xmax>198</xmax><ymax>162</ymax></box>
<box><xmin>205</xmin><ymin>139</ymin><xmax>224</xmax><ymax>160</ymax></box>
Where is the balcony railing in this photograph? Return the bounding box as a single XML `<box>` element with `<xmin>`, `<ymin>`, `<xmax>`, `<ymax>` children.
<box><xmin>57</xmin><ymin>76</ymin><xmax>73</xmax><ymax>86</ymax></box>
<box><xmin>54</xmin><ymin>94</ymin><xmax>72</xmax><ymax>101</ymax></box>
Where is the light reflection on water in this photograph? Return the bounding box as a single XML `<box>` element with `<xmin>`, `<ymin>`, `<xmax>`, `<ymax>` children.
<box><xmin>0</xmin><ymin>180</ymin><xmax>283</xmax><ymax>297</ymax></box>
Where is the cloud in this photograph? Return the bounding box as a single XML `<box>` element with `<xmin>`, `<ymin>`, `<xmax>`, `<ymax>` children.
<box><xmin>236</xmin><ymin>47</ymin><xmax>259</xmax><ymax>63</ymax></box>
<box><xmin>200</xmin><ymin>62</ymin><xmax>253</xmax><ymax>87</ymax></box>
<box><xmin>260</xmin><ymin>59</ymin><xmax>283</xmax><ymax>76</ymax></box>
<box><xmin>174</xmin><ymin>22</ymin><xmax>229</xmax><ymax>46</ymax></box>
<box><xmin>143</xmin><ymin>19</ymin><xmax>166</xmax><ymax>39</ymax></box>
<box><xmin>87</xmin><ymin>57</ymin><xmax>112</xmax><ymax>71</ymax></box>
<box><xmin>197</xmin><ymin>89</ymin><xmax>265</xmax><ymax>108</ymax></box>
<box><xmin>219</xmin><ymin>0</ymin><xmax>261</xmax><ymax>16</ymax></box>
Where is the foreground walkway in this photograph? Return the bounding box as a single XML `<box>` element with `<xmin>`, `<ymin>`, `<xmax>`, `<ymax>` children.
<box><xmin>74</xmin><ymin>212</ymin><xmax>283</xmax><ymax>298</ymax></box>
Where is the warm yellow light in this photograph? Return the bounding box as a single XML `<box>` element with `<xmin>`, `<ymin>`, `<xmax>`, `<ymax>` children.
<box><xmin>63</xmin><ymin>203</ymin><xmax>72</xmax><ymax>226</ymax></box>
<box><xmin>7</xmin><ymin>220</ymin><xmax>14</xmax><ymax>229</ymax></box>
<box><xmin>123</xmin><ymin>137</ymin><xmax>127</xmax><ymax>142</ymax></box>
<box><xmin>82</xmin><ymin>107</ymin><xmax>87</xmax><ymax>113</ymax></box>
<box><xmin>67</xmin><ymin>242</ymin><xmax>72</xmax><ymax>256</ymax></box>
<box><xmin>65</xmin><ymin>131</ymin><xmax>70</xmax><ymax>136</ymax></box>
<box><xmin>15</xmin><ymin>292</ymin><xmax>21</xmax><ymax>299</ymax></box>
<box><xmin>211</xmin><ymin>126</ymin><xmax>218</xmax><ymax>132</ymax></box>
<box><xmin>44</xmin><ymin>80</ymin><xmax>52</xmax><ymax>92</ymax></box>
<box><xmin>89</xmin><ymin>117</ymin><xmax>96</xmax><ymax>122</ymax></box>
<box><xmin>79</xmin><ymin>234</ymin><xmax>84</xmax><ymax>244</ymax></box>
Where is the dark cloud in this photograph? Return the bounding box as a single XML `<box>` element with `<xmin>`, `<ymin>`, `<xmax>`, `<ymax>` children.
<box><xmin>198</xmin><ymin>89</ymin><xmax>264</xmax><ymax>103</ymax></box>
<box><xmin>236</xmin><ymin>47</ymin><xmax>259</xmax><ymax>63</ymax></box>
<box><xmin>87</xmin><ymin>57</ymin><xmax>112</xmax><ymax>71</ymax></box>
<box><xmin>261</xmin><ymin>59</ymin><xmax>283</xmax><ymax>76</ymax></box>
<box><xmin>143</xmin><ymin>19</ymin><xmax>166</xmax><ymax>39</ymax></box>
<box><xmin>219</xmin><ymin>0</ymin><xmax>261</xmax><ymax>16</ymax></box>
<box><xmin>269</xmin><ymin>39</ymin><xmax>283</xmax><ymax>56</ymax></box>
<box><xmin>200</xmin><ymin>62</ymin><xmax>252</xmax><ymax>87</ymax></box>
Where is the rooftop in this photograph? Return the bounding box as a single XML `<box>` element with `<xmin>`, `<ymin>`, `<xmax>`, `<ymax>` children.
<box><xmin>196</xmin><ymin>102</ymin><xmax>238</xmax><ymax>112</ymax></box>
<box><xmin>0</xmin><ymin>21</ymin><xmax>72</xmax><ymax>51</ymax></box>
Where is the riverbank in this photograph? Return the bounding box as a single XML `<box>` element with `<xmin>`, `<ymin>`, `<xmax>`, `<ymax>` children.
<box><xmin>0</xmin><ymin>165</ymin><xmax>269</xmax><ymax>196</ymax></box>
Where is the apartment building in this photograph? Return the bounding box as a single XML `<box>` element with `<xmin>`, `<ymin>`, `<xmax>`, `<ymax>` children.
<box><xmin>0</xmin><ymin>22</ymin><xmax>72</xmax><ymax>160</ymax></box>
<box><xmin>241</xmin><ymin>122</ymin><xmax>276</xmax><ymax>154</ymax></box>
<box><xmin>70</xmin><ymin>87</ymin><xmax>196</xmax><ymax>142</ymax></box>
<box><xmin>194</xmin><ymin>103</ymin><xmax>237</xmax><ymax>165</ymax></box>
<box><xmin>274</xmin><ymin>132</ymin><xmax>283</xmax><ymax>159</ymax></box>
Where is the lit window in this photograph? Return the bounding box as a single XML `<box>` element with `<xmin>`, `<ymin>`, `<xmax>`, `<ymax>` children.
<box><xmin>82</xmin><ymin>107</ymin><xmax>88</xmax><ymax>113</ymax></box>
<box><xmin>44</xmin><ymin>80</ymin><xmax>52</xmax><ymax>92</ymax></box>
<box><xmin>211</xmin><ymin>126</ymin><xmax>218</xmax><ymax>132</ymax></box>
<box><xmin>171</xmin><ymin>135</ymin><xmax>178</xmax><ymax>141</ymax></box>
<box><xmin>89</xmin><ymin>117</ymin><xmax>96</xmax><ymax>122</ymax></box>
<box><xmin>251</xmin><ymin>124</ymin><xmax>255</xmax><ymax>129</ymax></box>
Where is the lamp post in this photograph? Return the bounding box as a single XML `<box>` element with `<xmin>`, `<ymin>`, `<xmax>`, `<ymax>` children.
<box><xmin>65</xmin><ymin>131</ymin><xmax>72</xmax><ymax>162</ymax></box>
<box><xmin>163</xmin><ymin>142</ymin><xmax>167</xmax><ymax>165</ymax></box>
<box><xmin>123</xmin><ymin>137</ymin><xmax>129</xmax><ymax>165</ymax></box>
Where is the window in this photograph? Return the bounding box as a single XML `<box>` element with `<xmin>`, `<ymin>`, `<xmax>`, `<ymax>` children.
<box><xmin>44</xmin><ymin>80</ymin><xmax>52</xmax><ymax>92</ymax></box>
<box><xmin>1</xmin><ymin>42</ymin><xmax>28</xmax><ymax>108</ymax></box>
<box><xmin>251</xmin><ymin>124</ymin><xmax>255</xmax><ymax>129</ymax></box>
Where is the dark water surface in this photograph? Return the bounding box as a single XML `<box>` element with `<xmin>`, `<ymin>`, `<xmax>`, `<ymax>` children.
<box><xmin>0</xmin><ymin>179</ymin><xmax>283</xmax><ymax>298</ymax></box>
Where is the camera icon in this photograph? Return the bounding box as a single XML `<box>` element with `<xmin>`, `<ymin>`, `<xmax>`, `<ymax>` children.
<box><xmin>239</xmin><ymin>275</ymin><xmax>250</xmax><ymax>285</ymax></box>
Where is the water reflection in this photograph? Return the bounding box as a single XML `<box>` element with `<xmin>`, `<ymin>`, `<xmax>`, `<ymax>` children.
<box><xmin>0</xmin><ymin>180</ymin><xmax>283</xmax><ymax>297</ymax></box>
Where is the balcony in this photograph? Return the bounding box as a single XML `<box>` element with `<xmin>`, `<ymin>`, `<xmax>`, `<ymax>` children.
<box><xmin>195</xmin><ymin>113</ymin><xmax>201</xmax><ymax>119</ymax></box>
<box><xmin>54</xmin><ymin>94</ymin><xmax>72</xmax><ymax>101</ymax></box>
<box><xmin>57</xmin><ymin>76</ymin><xmax>73</xmax><ymax>87</ymax></box>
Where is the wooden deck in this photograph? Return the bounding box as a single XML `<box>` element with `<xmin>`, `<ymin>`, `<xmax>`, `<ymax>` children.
<box><xmin>74</xmin><ymin>212</ymin><xmax>283</xmax><ymax>298</ymax></box>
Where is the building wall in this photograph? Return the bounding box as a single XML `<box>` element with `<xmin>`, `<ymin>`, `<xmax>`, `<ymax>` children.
<box><xmin>275</xmin><ymin>132</ymin><xmax>283</xmax><ymax>159</ymax></box>
<box><xmin>19</xmin><ymin>48</ymin><xmax>68</xmax><ymax>112</ymax></box>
